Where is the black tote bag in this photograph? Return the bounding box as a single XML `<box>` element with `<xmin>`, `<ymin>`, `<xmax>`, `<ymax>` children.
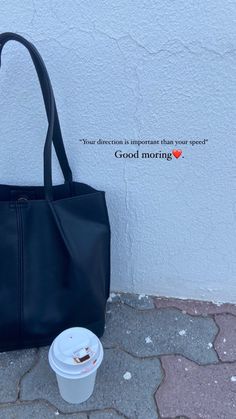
<box><xmin>0</xmin><ymin>32</ymin><xmax>111</xmax><ymax>351</ymax></box>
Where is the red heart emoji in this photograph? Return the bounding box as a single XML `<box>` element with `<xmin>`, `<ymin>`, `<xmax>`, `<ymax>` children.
<box><xmin>172</xmin><ymin>149</ymin><xmax>182</xmax><ymax>159</ymax></box>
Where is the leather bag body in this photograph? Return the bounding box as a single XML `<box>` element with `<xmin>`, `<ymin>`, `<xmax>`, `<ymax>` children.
<box><xmin>0</xmin><ymin>33</ymin><xmax>111</xmax><ymax>351</ymax></box>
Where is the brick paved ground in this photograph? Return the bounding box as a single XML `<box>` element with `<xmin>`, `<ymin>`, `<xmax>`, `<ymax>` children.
<box><xmin>0</xmin><ymin>292</ymin><xmax>236</xmax><ymax>418</ymax></box>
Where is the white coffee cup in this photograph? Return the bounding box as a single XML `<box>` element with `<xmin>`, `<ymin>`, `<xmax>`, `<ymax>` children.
<box><xmin>48</xmin><ymin>327</ymin><xmax>104</xmax><ymax>404</ymax></box>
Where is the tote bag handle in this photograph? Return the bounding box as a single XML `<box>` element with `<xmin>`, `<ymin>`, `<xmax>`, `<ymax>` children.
<box><xmin>0</xmin><ymin>32</ymin><xmax>73</xmax><ymax>200</ymax></box>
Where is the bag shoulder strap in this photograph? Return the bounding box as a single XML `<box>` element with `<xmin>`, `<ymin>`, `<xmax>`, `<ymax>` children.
<box><xmin>0</xmin><ymin>32</ymin><xmax>73</xmax><ymax>189</ymax></box>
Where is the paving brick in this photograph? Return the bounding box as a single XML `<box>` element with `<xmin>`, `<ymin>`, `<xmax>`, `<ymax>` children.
<box><xmin>214</xmin><ymin>314</ymin><xmax>236</xmax><ymax>362</ymax></box>
<box><xmin>0</xmin><ymin>349</ymin><xmax>37</xmax><ymax>402</ymax></box>
<box><xmin>89</xmin><ymin>411</ymin><xmax>125</xmax><ymax>418</ymax></box>
<box><xmin>108</xmin><ymin>292</ymin><xmax>155</xmax><ymax>310</ymax></box>
<box><xmin>154</xmin><ymin>297</ymin><xmax>236</xmax><ymax>316</ymax></box>
<box><xmin>20</xmin><ymin>346</ymin><xmax>162</xmax><ymax>419</ymax></box>
<box><xmin>0</xmin><ymin>401</ymin><xmax>87</xmax><ymax>418</ymax></box>
<box><xmin>155</xmin><ymin>355</ymin><xmax>236</xmax><ymax>419</ymax></box>
<box><xmin>102</xmin><ymin>304</ymin><xmax>218</xmax><ymax>364</ymax></box>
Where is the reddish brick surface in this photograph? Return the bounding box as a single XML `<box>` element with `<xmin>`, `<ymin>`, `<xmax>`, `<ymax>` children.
<box><xmin>156</xmin><ymin>355</ymin><xmax>236</xmax><ymax>419</ymax></box>
<box><xmin>154</xmin><ymin>297</ymin><xmax>236</xmax><ymax>316</ymax></box>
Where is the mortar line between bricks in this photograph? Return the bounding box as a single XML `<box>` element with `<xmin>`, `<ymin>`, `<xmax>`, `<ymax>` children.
<box><xmin>148</xmin><ymin>388</ymin><xmax>160</xmax><ymax>419</ymax></box>
<box><xmin>212</xmin><ymin>314</ymin><xmax>223</xmax><ymax>362</ymax></box>
<box><xmin>212</xmin><ymin>313</ymin><xmax>236</xmax><ymax>364</ymax></box>
<box><xmin>153</xmin><ymin>355</ymin><xmax>165</xmax><ymax>419</ymax></box>
<box><xmin>86</xmin><ymin>407</ymin><xmax>129</xmax><ymax>419</ymax></box>
<box><xmin>154</xmin><ymin>304</ymin><xmax>236</xmax><ymax>320</ymax></box>
<box><xmin>54</xmin><ymin>405</ymin><xmax>129</xmax><ymax>419</ymax></box>
<box><xmin>108</xmin><ymin>301</ymin><xmax>157</xmax><ymax>313</ymax></box>
<box><xmin>155</xmin><ymin>356</ymin><xmax>168</xmax><ymax>419</ymax></box>
<box><xmin>176</xmin><ymin>416</ymin><xmax>191</xmax><ymax>419</ymax></box>
<box><xmin>0</xmin><ymin>349</ymin><xmax>40</xmax><ymax>405</ymax></box>
<box><xmin>156</xmin><ymin>358</ymin><xmax>192</xmax><ymax>419</ymax></box>
<box><xmin>0</xmin><ymin>399</ymin><xmax>58</xmax><ymax>410</ymax></box>
<box><xmin>161</xmin><ymin>416</ymin><xmax>191</xmax><ymax>419</ymax></box>
<box><xmin>110</xmin><ymin>301</ymin><xmax>234</xmax><ymax>324</ymax></box>
<box><xmin>153</xmin><ymin>301</ymin><xmax>236</xmax><ymax>320</ymax></box>
<box><xmin>158</xmin><ymin>352</ymin><xmax>228</xmax><ymax>367</ymax></box>
<box><xmin>55</xmin><ymin>407</ymin><xmax>128</xmax><ymax>419</ymax></box>
<box><xmin>0</xmin><ymin>398</ymin><xmax>129</xmax><ymax>419</ymax></box>
<box><xmin>103</xmin><ymin>345</ymin><xmax>221</xmax><ymax>367</ymax></box>
<box><xmin>198</xmin><ymin>312</ymin><xmax>236</xmax><ymax>363</ymax></box>
<box><xmin>17</xmin><ymin>348</ymin><xmax>40</xmax><ymax>400</ymax></box>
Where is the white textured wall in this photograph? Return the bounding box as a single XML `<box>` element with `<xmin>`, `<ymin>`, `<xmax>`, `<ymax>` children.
<box><xmin>1</xmin><ymin>1</ymin><xmax>236</xmax><ymax>302</ymax></box>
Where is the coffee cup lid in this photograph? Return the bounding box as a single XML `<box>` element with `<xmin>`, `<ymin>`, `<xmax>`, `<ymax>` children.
<box><xmin>48</xmin><ymin>327</ymin><xmax>104</xmax><ymax>379</ymax></box>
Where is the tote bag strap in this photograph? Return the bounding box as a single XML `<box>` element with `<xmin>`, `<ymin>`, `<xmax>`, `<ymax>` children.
<box><xmin>0</xmin><ymin>32</ymin><xmax>73</xmax><ymax>199</ymax></box>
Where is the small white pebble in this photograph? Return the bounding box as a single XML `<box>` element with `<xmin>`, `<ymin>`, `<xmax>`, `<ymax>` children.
<box><xmin>194</xmin><ymin>310</ymin><xmax>198</xmax><ymax>314</ymax></box>
<box><xmin>55</xmin><ymin>412</ymin><xmax>59</xmax><ymax>416</ymax></box>
<box><xmin>106</xmin><ymin>310</ymin><xmax>111</xmax><ymax>314</ymax></box>
<box><xmin>231</xmin><ymin>376</ymin><xmax>236</xmax><ymax>382</ymax></box>
<box><xmin>107</xmin><ymin>292</ymin><xmax>119</xmax><ymax>302</ymax></box>
<box><xmin>138</xmin><ymin>294</ymin><xmax>146</xmax><ymax>300</ymax></box>
<box><xmin>223</xmin><ymin>338</ymin><xmax>226</xmax><ymax>343</ymax></box>
<box><xmin>123</xmin><ymin>371</ymin><xmax>132</xmax><ymax>380</ymax></box>
<box><xmin>126</xmin><ymin>330</ymin><xmax>131</xmax><ymax>335</ymax></box>
<box><xmin>207</xmin><ymin>343</ymin><xmax>213</xmax><ymax>349</ymax></box>
<box><xmin>178</xmin><ymin>358</ymin><xmax>182</xmax><ymax>362</ymax></box>
<box><xmin>145</xmin><ymin>336</ymin><xmax>153</xmax><ymax>344</ymax></box>
<box><xmin>216</xmin><ymin>302</ymin><xmax>223</xmax><ymax>307</ymax></box>
<box><xmin>182</xmin><ymin>310</ymin><xmax>186</xmax><ymax>314</ymax></box>
<box><xmin>175</xmin><ymin>317</ymin><xmax>178</xmax><ymax>321</ymax></box>
<box><xmin>214</xmin><ymin>380</ymin><xmax>218</xmax><ymax>384</ymax></box>
<box><xmin>189</xmin><ymin>319</ymin><xmax>193</xmax><ymax>323</ymax></box>
<box><xmin>224</xmin><ymin>351</ymin><xmax>227</xmax><ymax>355</ymax></box>
<box><xmin>10</xmin><ymin>361</ymin><xmax>14</xmax><ymax>365</ymax></box>
<box><xmin>185</xmin><ymin>368</ymin><xmax>188</xmax><ymax>371</ymax></box>
<box><xmin>179</xmin><ymin>330</ymin><xmax>186</xmax><ymax>336</ymax></box>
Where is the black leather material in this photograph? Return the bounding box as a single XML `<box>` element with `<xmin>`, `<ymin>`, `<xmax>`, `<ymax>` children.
<box><xmin>0</xmin><ymin>33</ymin><xmax>111</xmax><ymax>351</ymax></box>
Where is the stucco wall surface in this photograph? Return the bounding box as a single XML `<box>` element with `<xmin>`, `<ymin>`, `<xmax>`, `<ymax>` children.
<box><xmin>0</xmin><ymin>1</ymin><xmax>236</xmax><ymax>302</ymax></box>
